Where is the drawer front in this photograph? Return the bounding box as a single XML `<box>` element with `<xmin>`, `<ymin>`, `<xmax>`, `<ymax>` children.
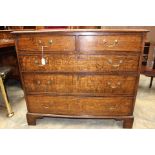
<box><xmin>27</xmin><ymin>95</ymin><xmax>133</xmax><ymax>116</ymax></box>
<box><xmin>19</xmin><ymin>55</ymin><xmax>77</xmax><ymax>72</ymax></box>
<box><xmin>79</xmin><ymin>35</ymin><xmax>142</xmax><ymax>52</ymax></box>
<box><xmin>23</xmin><ymin>73</ymin><xmax>75</xmax><ymax>93</ymax></box>
<box><xmin>19</xmin><ymin>54</ymin><xmax>139</xmax><ymax>72</ymax></box>
<box><xmin>23</xmin><ymin>73</ymin><xmax>136</xmax><ymax>95</ymax></box>
<box><xmin>77</xmin><ymin>75</ymin><xmax>136</xmax><ymax>95</ymax></box>
<box><xmin>17</xmin><ymin>35</ymin><xmax>75</xmax><ymax>52</ymax></box>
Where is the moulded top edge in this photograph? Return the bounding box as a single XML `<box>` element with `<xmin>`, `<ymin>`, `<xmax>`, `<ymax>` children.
<box><xmin>11</xmin><ymin>29</ymin><xmax>149</xmax><ymax>34</ymax></box>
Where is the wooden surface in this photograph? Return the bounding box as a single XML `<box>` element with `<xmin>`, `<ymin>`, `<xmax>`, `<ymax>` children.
<box><xmin>0</xmin><ymin>40</ymin><xmax>14</xmax><ymax>48</ymax></box>
<box><xmin>79</xmin><ymin>35</ymin><xmax>142</xmax><ymax>52</ymax></box>
<box><xmin>27</xmin><ymin>95</ymin><xmax>134</xmax><ymax>116</ymax></box>
<box><xmin>12</xmin><ymin>29</ymin><xmax>149</xmax><ymax>33</ymax></box>
<box><xmin>13</xmin><ymin>29</ymin><xmax>148</xmax><ymax>128</ymax></box>
<box><xmin>141</xmin><ymin>42</ymin><xmax>155</xmax><ymax>88</ymax></box>
<box><xmin>17</xmin><ymin>36</ymin><xmax>75</xmax><ymax>51</ymax></box>
<box><xmin>18</xmin><ymin>54</ymin><xmax>139</xmax><ymax>72</ymax></box>
<box><xmin>141</xmin><ymin>66</ymin><xmax>155</xmax><ymax>76</ymax></box>
<box><xmin>0</xmin><ymin>30</ymin><xmax>19</xmax><ymax>79</ymax></box>
<box><xmin>23</xmin><ymin>73</ymin><xmax>137</xmax><ymax>95</ymax></box>
<box><xmin>0</xmin><ymin>30</ymin><xmax>14</xmax><ymax>39</ymax></box>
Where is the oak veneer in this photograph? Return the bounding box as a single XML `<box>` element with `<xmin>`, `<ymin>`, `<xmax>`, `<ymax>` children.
<box><xmin>17</xmin><ymin>36</ymin><xmax>75</xmax><ymax>51</ymax></box>
<box><xmin>18</xmin><ymin>54</ymin><xmax>139</xmax><ymax>72</ymax></box>
<box><xmin>23</xmin><ymin>73</ymin><xmax>137</xmax><ymax>95</ymax></box>
<box><xmin>13</xmin><ymin>29</ymin><xmax>148</xmax><ymax>128</ymax></box>
<box><xmin>26</xmin><ymin>95</ymin><xmax>134</xmax><ymax>116</ymax></box>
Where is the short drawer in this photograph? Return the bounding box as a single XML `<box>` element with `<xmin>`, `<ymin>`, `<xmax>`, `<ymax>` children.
<box><xmin>27</xmin><ymin>95</ymin><xmax>134</xmax><ymax>116</ymax></box>
<box><xmin>23</xmin><ymin>73</ymin><xmax>137</xmax><ymax>95</ymax></box>
<box><xmin>17</xmin><ymin>35</ymin><xmax>75</xmax><ymax>52</ymax></box>
<box><xmin>79</xmin><ymin>35</ymin><xmax>142</xmax><ymax>52</ymax></box>
<box><xmin>19</xmin><ymin>54</ymin><xmax>139</xmax><ymax>72</ymax></box>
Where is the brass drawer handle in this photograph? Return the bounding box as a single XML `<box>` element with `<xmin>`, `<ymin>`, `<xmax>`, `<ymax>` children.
<box><xmin>38</xmin><ymin>40</ymin><xmax>53</xmax><ymax>45</ymax></box>
<box><xmin>48</xmin><ymin>40</ymin><xmax>53</xmax><ymax>45</ymax></box>
<box><xmin>34</xmin><ymin>58</ymin><xmax>48</xmax><ymax>65</ymax></box>
<box><xmin>109</xmin><ymin>105</ymin><xmax>118</xmax><ymax>111</ymax></box>
<box><xmin>36</xmin><ymin>80</ymin><xmax>41</xmax><ymax>85</ymax></box>
<box><xmin>42</xmin><ymin>104</ymin><xmax>49</xmax><ymax>109</ymax></box>
<box><xmin>112</xmin><ymin>64</ymin><xmax>120</xmax><ymax>68</ymax></box>
<box><xmin>34</xmin><ymin>59</ymin><xmax>39</xmax><ymax>64</ymax></box>
<box><xmin>107</xmin><ymin>82</ymin><xmax>121</xmax><ymax>89</ymax></box>
<box><xmin>47</xmin><ymin>80</ymin><xmax>52</xmax><ymax>85</ymax></box>
<box><xmin>44</xmin><ymin>106</ymin><xmax>49</xmax><ymax>109</ymax></box>
<box><xmin>107</xmin><ymin>59</ymin><xmax>123</xmax><ymax>68</ymax></box>
<box><xmin>103</xmin><ymin>39</ymin><xmax>118</xmax><ymax>47</ymax></box>
<box><xmin>38</xmin><ymin>40</ymin><xmax>42</xmax><ymax>44</ymax></box>
<box><xmin>109</xmin><ymin>107</ymin><xmax>116</xmax><ymax>111</ymax></box>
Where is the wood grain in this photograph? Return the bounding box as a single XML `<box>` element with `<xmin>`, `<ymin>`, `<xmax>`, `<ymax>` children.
<box><xmin>79</xmin><ymin>35</ymin><xmax>142</xmax><ymax>52</ymax></box>
<box><xmin>27</xmin><ymin>95</ymin><xmax>134</xmax><ymax>116</ymax></box>
<box><xmin>19</xmin><ymin>54</ymin><xmax>139</xmax><ymax>72</ymax></box>
<box><xmin>13</xmin><ymin>29</ymin><xmax>148</xmax><ymax>128</ymax></box>
<box><xmin>0</xmin><ymin>30</ymin><xmax>14</xmax><ymax>39</ymax></box>
<box><xmin>17</xmin><ymin>35</ymin><xmax>75</xmax><ymax>51</ymax></box>
<box><xmin>23</xmin><ymin>73</ymin><xmax>137</xmax><ymax>95</ymax></box>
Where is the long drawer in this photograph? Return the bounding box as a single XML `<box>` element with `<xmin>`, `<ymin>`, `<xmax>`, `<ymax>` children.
<box><xmin>17</xmin><ymin>35</ymin><xmax>75</xmax><ymax>52</ymax></box>
<box><xmin>79</xmin><ymin>35</ymin><xmax>142</xmax><ymax>52</ymax></box>
<box><xmin>27</xmin><ymin>95</ymin><xmax>134</xmax><ymax>116</ymax></box>
<box><xmin>23</xmin><ymin>73</ymin><xmax>137</xmax><ymax>95</ymax></box>
<box><xmin>19</xmin><ymin>54</ymin><xmax>139</xmax><ymax>72</ymax></box>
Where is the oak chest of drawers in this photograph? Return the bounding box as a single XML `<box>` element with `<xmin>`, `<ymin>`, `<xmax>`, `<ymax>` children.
<box><xmin>13</xmin><ymin>29</ymin><xmax>148</xmax><ymax>128</ymax></box>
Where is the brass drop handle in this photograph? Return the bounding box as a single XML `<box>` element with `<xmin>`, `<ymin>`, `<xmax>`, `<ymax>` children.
<box><xmin>112</xmin><ymin>64</ymin><xmax>121</xmax><ymax>68</ymax></box>
<box><xmin>107</xmin><ymin>59</ymin><xmax>123</xmax><ymax>68</ymax></box>
<box><xmin>48</xmin><ymin>40</ymin><xmax>53</xmax><ymax>45</ymax></box>
<box><xmin>47</xmin><ymin>80</ymin><xmax>52</xmax><ymax>85</ymax></box>
<box><xmin>109</xmin><ymin>107</ymin><xmax>116</xmax><ymax>111</ymax></box>
<box><xmin>42</xmin><ymin>104</ymin><xmax>49</xmax><ymax>109</ymax></box>
<box><xmin>44</xmin><ymin>106</ymin><xmax>49</xmax><ymax>109</ymax></box>
<box><xmin>107</xmin><ymin>82</ymin><xmax>121</xmax><ymax>89</ymax></box>
<box><xmin>34</xmin><ymin>59</ymin><xmax>39</xmax><ymax>64</ymax></box>
<box><xmin>102</xmin><ymin>39</ymin><xmax>119</xmax><ymax>47</ymax></box>
<box><xmin>36</xmin><ymin>80</ymin><xmax>41</xmax><ymax>85</ymax></box>
<box><xmin>38</xmin><ymin>40</ymin><xmax>42</xmax><ymax>44</ymax></box>
<box><xmin>38</xmin><ymin>40</ymin><xmax>53</xmax><ymax>45</ymax></box>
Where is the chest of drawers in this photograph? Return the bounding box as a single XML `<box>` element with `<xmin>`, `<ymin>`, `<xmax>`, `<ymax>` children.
<box><xmin>13</xmin><ymin>29</ymin><xmax>148</xmax><ymax>128</ymax></box>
